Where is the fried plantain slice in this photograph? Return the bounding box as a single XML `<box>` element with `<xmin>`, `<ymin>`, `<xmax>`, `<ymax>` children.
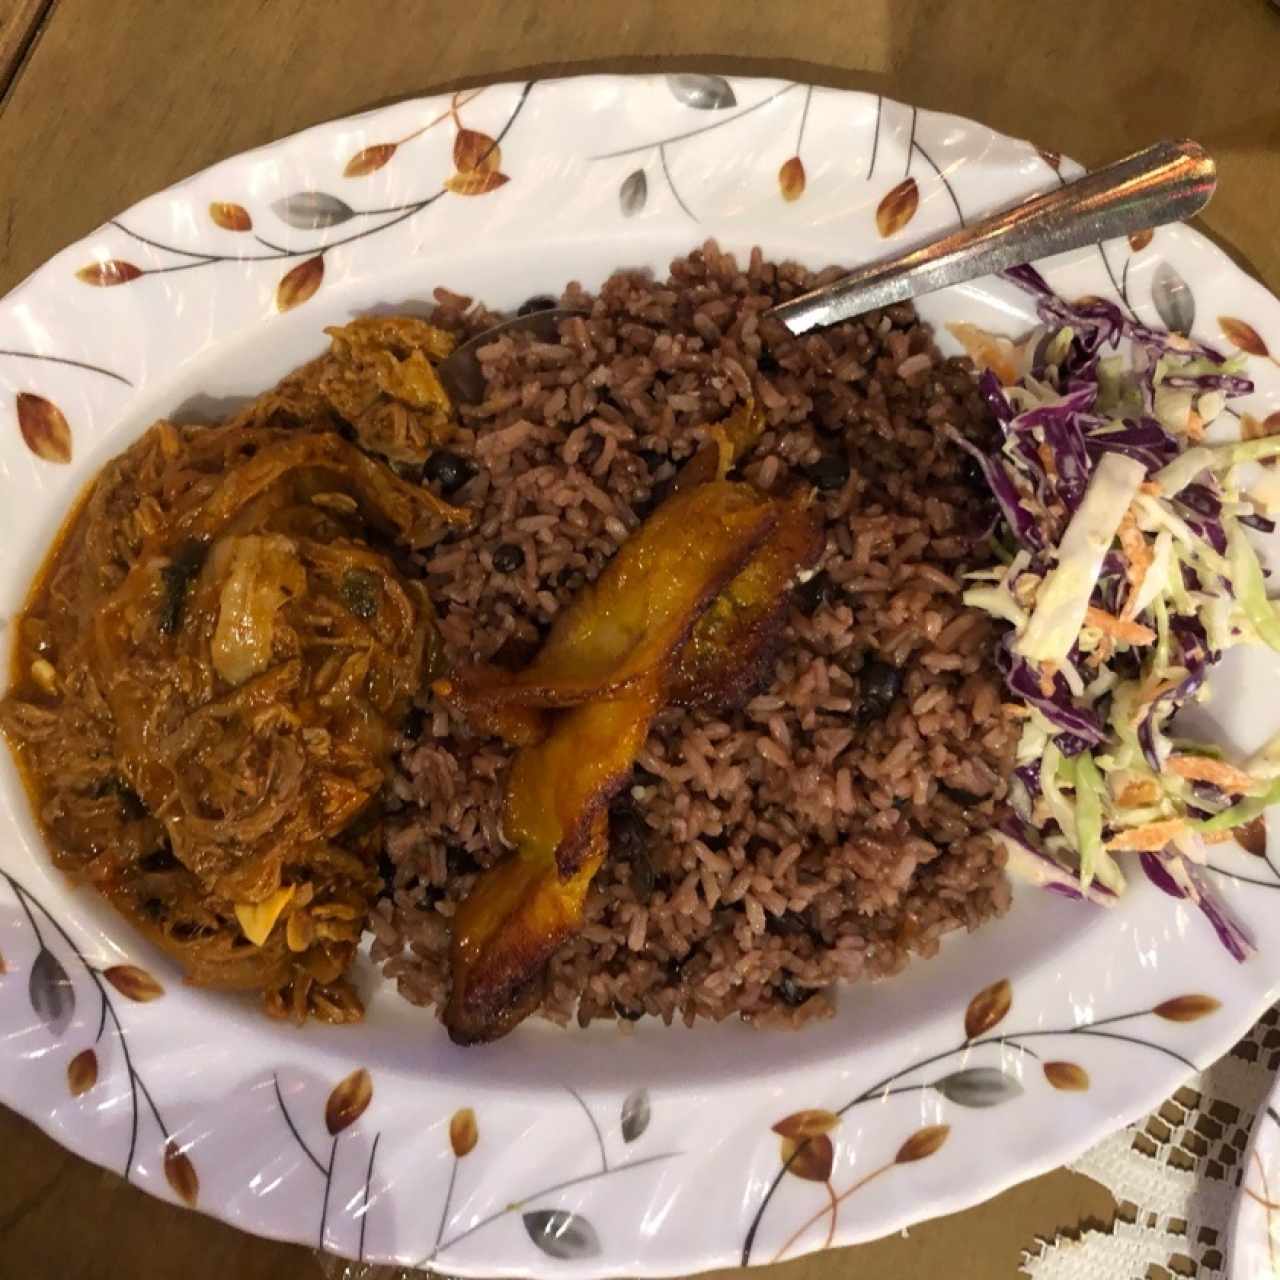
<box><xmin>435</xmin><ymin>478</ymin><xmax>779</xmax><ymax>725</ymax></box>
<box><xmin>441</xmin><ymin>404</ymin><xmax>824</xmax><ymax>1044</ymax></box>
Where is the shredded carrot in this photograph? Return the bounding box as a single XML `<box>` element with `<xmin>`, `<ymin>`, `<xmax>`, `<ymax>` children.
<box><xmin>1136</xmin><ymin>675</ymin><xmax>1181</xmax><ymax>708</ymax></box>
<box><xmin>1106</xmin><ymin>819</ymin><xmax>1187</xmax><ymax>852</ymax></box>
<box><xmin>1037</xmin><ymin>442</ymin><xmax>1058</xmax><ymax>481</ymax></box>
<box><xmin>1202</xmin><ymin>829</ymin><xmax>1236</xmax><ymax>845</ymax></box>
<box><xmin>945</xmin><ymin>322</ymin><xmax>1033</xmax><ymax>386</ymax></box>
<box><xmin>1115</xmin><ymin>778</ymin><xmax>1161</xmax><ymax>807</ymax></box>
<box><xmin>1184</xmin><ymin>410</ymin><xmax>1205</xmax><ymax>443</ymax></box>
<box><xmin>1001</xmin><ymin>702</ymin><xmax>1032</xmax><ymax>719</ymax></box>
<box><xmin>1140</xmin><ymin>480</ymin><xmax>1164</xmax><ymax>496</ymax></box>
<box><xmin>1117</xmin><ymin>510</ymin><xmax>1154</xmax><ymax>621</ymax></box>
<box><xmin>1084</xmin><ymin>606</ymin><xmax>1156</xmax><ymax>646</ymax></box>
<box><xmin>1038</xmin><ymin>661</ymin><xmax>1057</xmax><ymax>698</ymax></box>
<box><xmin>1168</xmin><ymin>755</ymin><xmax>1256</xmax><ymax>794</ymax></box>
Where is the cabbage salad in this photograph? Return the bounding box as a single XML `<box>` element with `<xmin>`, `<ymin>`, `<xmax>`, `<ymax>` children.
<box><xmin>954</xmin><ymin>263</ymin><xmax>1280</xmax><ymax>960</ymax></box>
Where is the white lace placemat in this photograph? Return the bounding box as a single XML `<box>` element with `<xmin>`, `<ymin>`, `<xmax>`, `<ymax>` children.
<box><xmin>1022</xmin><ymin>1004</ymin><xmax>1280</xmax><ymax>1280</ymax></box>
<box><xmin>313</xmin><ymin>1006</ymin><xmax>1280</xmax><ymax>1280</ymax></box>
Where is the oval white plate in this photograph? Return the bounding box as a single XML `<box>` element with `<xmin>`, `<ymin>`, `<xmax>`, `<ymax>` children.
<box><xmin>2</xmin><ymin>75</ymin><xmax>1280</xmax><ymax>1277</ymax></box>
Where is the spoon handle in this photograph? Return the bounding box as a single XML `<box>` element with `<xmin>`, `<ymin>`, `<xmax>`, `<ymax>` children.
<box><xmin>768</xmin><ymin>139</ymin><xmax>1216</xmax><ymax>336</ymax></box>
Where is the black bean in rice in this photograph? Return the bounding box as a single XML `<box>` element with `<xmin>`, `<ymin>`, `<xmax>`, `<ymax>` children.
<box><xmin>370</xmin><ymin>242</ymin><xmax>1016</xmax><ymax>1031</ymax></box>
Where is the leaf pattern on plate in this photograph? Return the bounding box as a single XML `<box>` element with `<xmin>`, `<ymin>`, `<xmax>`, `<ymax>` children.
<box><xmin>1236</xmin><ymin>814</ymin><xmax>1268</xmax><ymax>856</ymax></box>
<box><xmin>523</xmin><ymin>1209</ymin><xmax>602</xmax><ymax>1260</ymax></box>
<box><xmin>164</xmin><ymin>1140</ymin><xmax>199</xmax><ymax>1207</ymax></box>
<box><xmin>28</xmin><ymin>947</ymin><xmax>74</xmax><ymax>1037</ymax></box>
<box><xmin>276</xmin><ymin>256</ymin><xmax>325</xmax><ymax>312</ymax></box>
<box><xmin>1152</xmin><ymin>261</ymin><xmax>1195</xmax><ymax>336</ymax></box>
<box><xmin>325</xmin><ymin>1066</ymin><xmax>372</xmax><ymax>1134</ymax></box>
<box><xmin>621</xmin><ymin>1087</ymin><xmax>650</xmax><ymax>1142</ymax></box>
<box><xmin>444</xmin><ymin>170</ymin><xmax>510</xmax><ymax>197</ymax></box>
<box><xmin>964</xmin><ymin>978</ymin><xmax>1012</xmax><ymax>1039</ymax></box>
<box><xmin>665</xmin><ymin>74</ymin><xmax>736</xmax><ymax>110</ymax></box>
<box><xmin>1127</xmin><ymin>228</ymin><xmax>1153</xmax><ymax>253</ymax></box>
<box><xmin>449</xmin><ymin>1107</ymin><xmax>478</xmax><ymax>1157</ymax></box>
<box><xmin>1043</xmin><ymin>1061</ymin><xmax>1090</xmax><ymax>1092</ymax></box>
<box><xmin>619</xmin><ymin>168</ymin><xmax>648</xmax><ymax>217</ymax></box>
<box><xmin>103</xmin><ymin>963</ymin><xmax>164</xmax><ymax>1002</ymax></box>
<box><xmin>895</xmin><ymin>1124</ymin><xmax>950</xmax><ymax>1164</ymax></box>
<box><xmin>779</xmin><ymin>1133</ymin><xmax>833</xmax><ymax>1182</ymax></box>
<box><xmin>67</xmin><ymin>1047</ymin><xmax>98</xmax><ymax>1097</ymax></box>
<box><xmin>344</xmin><ymin>143</ymin><xmax>398</xmax><ymax>178</ymax></box>
<box><xmin>76</xmin><ymin>260</ymin><xmax>143</xmax><ymax>287</ymax></box>
<box><xmin>1219</xmin><ymin>315</ymin><xmax>1271</xmax><ymax>358</ymax></box>
<box><xmin>272</xmin><ymin>192</ymin><xmax>356</xmax><ymax>230</ymax></box>
<box><xmin>444</xmin><ymin>126</ymin><xmax>508</xmax><ymax>196</ymax></box>
<box><xmin>453</xmin><ymin>129</ymin><xmax>501</xmax><ymax>175</ymax></box>
<box><xmin>1153</xmin><ymin>994</ymin><xmax>1220</xmax><ymax>1022</ymax></box>
<box><xmin>209</xmin><ymin>201</ymin><xmax>252</xmax><ymax>232</ymax></box>
<box><xmin>932</xmin><ymin>1067</ymin><xmax>1023</xmax><ymax>1108</ymax></box>
<box><xmin>875</xmin><ymin>178</ymin><xmax>918</xmax><ymax>238</ymax></box>
<box><xmin>778</xmin><ymin>156</ymin><xmax>806</xmax><ymax>202</ymax></box>
<box><xmin>16</xmin><ymin>393</ymin><xmax>72</xmax><ymax>464</ymax></box>
<box><xmin>772</xmin><ymin>1110</ymin><xmax>839</xmax><ymax>1140</ymax></box>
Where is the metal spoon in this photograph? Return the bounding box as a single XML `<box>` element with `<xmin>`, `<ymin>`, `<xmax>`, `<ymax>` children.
<box><xmin>770</xmin><ymin>138</ymin><xmax>1215</xmax><ymax>335</ymax></box>
<box><xmin>437</xmin><ymin>305</ymin><xmax>588</xmax><ymax>406</ymax></box>
<box><xmin>437</xmin><ymin>139</ymin><xmax>1215</xmax><ymax>402</ymax></box>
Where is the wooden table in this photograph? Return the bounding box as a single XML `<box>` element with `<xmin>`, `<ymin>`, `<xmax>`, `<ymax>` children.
<box><xmin>1</xmin><ymin>3</ymin><xmax>1276</xmax><ymax>1277</ymax></box>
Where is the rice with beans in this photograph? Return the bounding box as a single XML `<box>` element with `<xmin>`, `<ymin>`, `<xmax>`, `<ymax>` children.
<box><xmin>369</xmin><ymin>242</ymin><xmax>1016</xmax><ymax>1029</ymax></box>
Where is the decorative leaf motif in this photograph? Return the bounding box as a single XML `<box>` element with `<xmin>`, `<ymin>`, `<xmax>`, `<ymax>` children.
<box><xmin>619</xmin><ymin>169</ymin><xmax>648</xmax><ymax>217</ymax></box>
<box><xmin>523</xmin><ymin>1209</ymin><xmax>602</xmax><ymax>1260</ymax></box>
<box><xmin>453</xmin><ymin>129</ymin><xmax>501</xmax><ymax>175</ymax></box>
<box><xmin>778</xmin><ymin>156</ymin><xmax>806</xmax><ymax>202</ymax></box>
<box><xmin>780</xmin><ymin>1133</ymin><xmax>834</xmax><ymax>1182</ymax></box>
<box><xmin>665</xmin><ymin>74</ymin><xmax>736</xmax><ymax>110</ymax></box>
<box><xmin>209</xmin><ymin>201</ymin><xmax>252</xmax><ymax>232</ymax></box>
<box><xmin>344</xmin><ymin>143</ymin><xmax>397</xmax><ymax>178</ymax></box>
<box><xmin>1043</xmin><ymin>1061</ymin><xmax>1090</xmax><ymax>1091</ymax></box>
<box><xmin>67</xmin><ymin>1047</ymin><xmax>98</xmax><ymax>1097</ymax></box>
<box><xmin>29</xmin><ymin>947</ymin><xmax>74</xmax><ymax>1037</ymax></box>
<box><xmin>164</xmin><ymin>1140</ymin><xmax>199</xmax><ymax>1207</ymax></box>
<box><xmin>443</xmin><ymin>170</ymin><xmax>510</xmax><ymax>197</ymax></box>
<box><xmin>621</xmin><ymin>1087</ymin><xmax>650</xmax><ymax>1142</ymax></box>
<box><xmin>932</xmin><ymin>1067</ymin><xmax>1023</xmax><ymax>1108</ymax></box>
<box><xmin>964</xmin><ymin>978</ymin><xmax>1012</xmax><ymax>1039</ymax></box>
<box><xmin>875</xmin><ymin>178</ymin><xmax>919</xmax><ymax>238</ymax></box>
<box><xmin>325</xmin><ymin>1066</ymin><xmax>372</xmax><ymax>1134</ymax></box>
<box><xmin>772</xmin><ymin>1109</ymin><xmax>840</xmax><ymax>1140</ymax></box>
<box><xmin>1219</xmin><ymin>315</ymin><xmax>1270</xmax><ymax>358</ymax></box>
<box><xmin>1237</xmin><ymin>814</ymin><xmax>1268</xmax><ymax>857</ymax></box>
<box><xmin>276</xmin><ymin>256</ymin><xmax>325</xmax><ymax>312</ymax></box>
<box><xmin>17</xmin><ymin>393</ymin><xmax>72</xmax><ymax>464</ymax></box>
<box><xmin>896</xmin><ymin>1124</ymin><xmax>950</xmax><ymax>1164</ymax></box>
<box><xmin>103</xmin><ymin>964</ymin><xmax>164</xmax><ymax>1002</ymax></box>
<box><xmin>76</xmin><ymin>260</ymin><xmax>143</xmax><ymax>287</ymax></box>
<box><xmin>272</xmin><ymin>192</ymin><xmax>356</xmax><ymax>230</ymax></box>
<box><xmin>1037</xmin><ymin>147</ymin><xmax>1062</xmax><ymax>173</ymax></box>
<box><xmin>449</xmin><ymin>1107</ymin><xmax>478</xmax><ymax>1158</ymax></box>
<box><xmin>1127</xmin><ymin>228</ymin><xmax>1153</xmax><ymax>253</ymax></box>
<box><xmin>1152</xmin><ymin>261</ymin><xmax>1195</xmax><ymax>336</ymax></box>
<box><xmin>1154</xmin><ymin>994</ymin><xmax>1220</xmax><ymax>1022</ymax></box>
